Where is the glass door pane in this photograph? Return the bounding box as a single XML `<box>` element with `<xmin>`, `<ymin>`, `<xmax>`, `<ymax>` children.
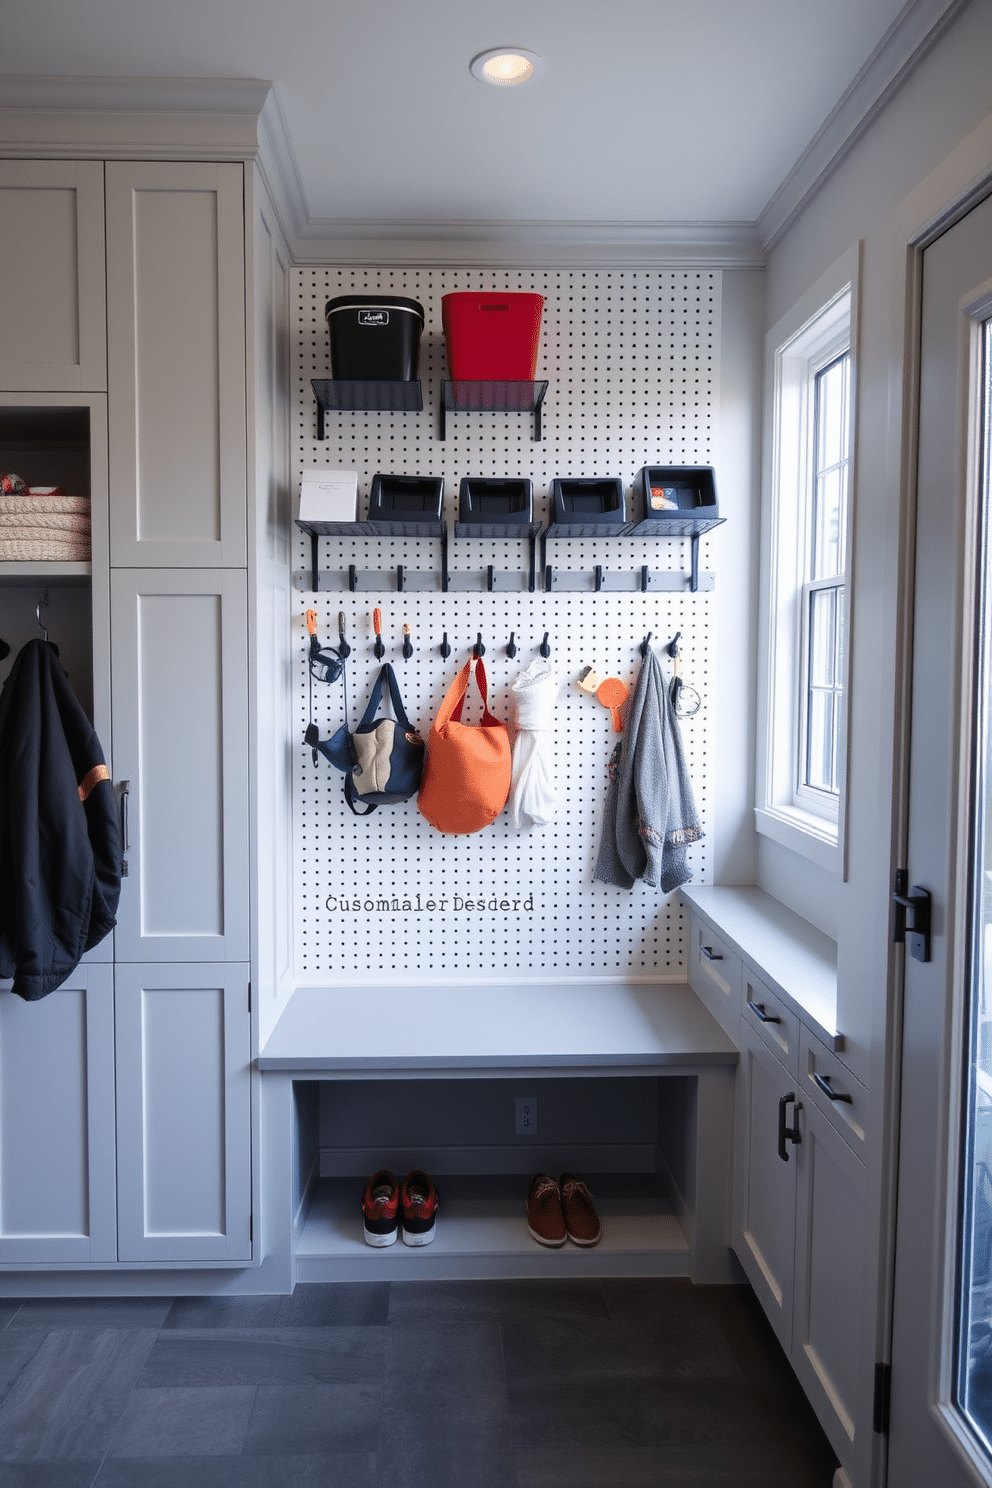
<box><xmin>959</xmin><ymin>317</ymin><xmax>992</xmax><ymax>1443</ymax></box>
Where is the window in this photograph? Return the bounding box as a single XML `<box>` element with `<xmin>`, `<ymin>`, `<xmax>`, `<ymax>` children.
<box><xmin>756</xmin><ymin>246</ymin><xmax>859</xmax><ymax>873</ymax></box>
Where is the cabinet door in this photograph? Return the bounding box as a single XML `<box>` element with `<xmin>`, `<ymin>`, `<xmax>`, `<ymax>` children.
<box><xmin>733</xmin><ymin>1016</ymin><xmax>798</xmax><ymax>1350</ymax></box>
<box><xmin>0</xmin><ymin>161</ymin><xmax>107</xmax><ymax>392</ymax></box>
<box><xmin>792</xmin><ymin>1093</ymin><xmax>869</xmax><ymax>1476</ymax></box>
<box><xmin>0</xmin><ymin>965</ymin><xmax>116</xmax><ymax>1264</ymax></box>
<box><xmin>114</xmin><ymin>963</ymin><xmax>251</xmax><ymax>1262</ymax></box>
<box><xmin>110</xmin><ymin>569</ymin><xmax>249</xmax><ymax>963</ymax></box>
<box><xmin>105</xmin><ymin>161</ymin><xmax>247</xmax><ymax>567</ymax></box>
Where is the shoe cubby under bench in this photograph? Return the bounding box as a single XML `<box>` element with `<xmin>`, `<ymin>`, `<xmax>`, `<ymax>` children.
<box><xmin>258</xmin><ymin>981</ymin><xmax>739</xmax><ymax>1284</ymax></box>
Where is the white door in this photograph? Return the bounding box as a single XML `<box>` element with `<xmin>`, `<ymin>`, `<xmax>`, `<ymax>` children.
<box><xmin>114</xmin><ymin>962</ymin><xmax>252</xmax><ymax>1262</ymax></box>
<box><xmin>110</xmin><ymin>568</ymin><xmax>250</xmax><ymax>963</ymax></box>
<box><xmin>888</xmin><ymin>189</ymin><xmax>992</xmax><ymax>1486</ymax></box>
<box><xmin>105</xmin><ymin>160</ymin><xmax>247</xmax><ymax>568</ymax></box>
<box><xmin>0</xmin><ymin>965</ymin><xmax>117</xmax><ymax>1264</ymax></box>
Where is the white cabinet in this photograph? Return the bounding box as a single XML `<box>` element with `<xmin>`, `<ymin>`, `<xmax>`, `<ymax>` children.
<box><xmin>735</xmin><ymin>993</ymin><xmax>871</xmax><ymax>1477</ymax></box>
<box><xmin>105</xmin><ymin>162</ymin><xmax>247</xmax><ymax>569</ymax></box>
<box><xmin>0</xmin><ymin>158</ymin><xmax>255</xmax><ymax>1272</ymax></box>
<box><xmin>0</xmin><ymin>965</ymin><xmax>117</xmax><ymax>1264</ymax></box>
<box><xmin>0</xmin><ymin>161</ymin><xmax>107</xmax><ymax>392</ymax></box>
<box><xmin>114</xmin><ymin>963</ymin><xmax>252</xmax><ymax>1262</ymax></box>
<box><xmin>109</xmin><ymin>568</ymin><xmax>250</xmax><ymax>964</ymax></box>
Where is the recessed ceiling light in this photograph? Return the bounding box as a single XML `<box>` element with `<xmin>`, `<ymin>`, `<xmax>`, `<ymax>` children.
<box><xmin>470</xmin><ymin>48</ymin><xmax>546</xmax><ymax>87</ymax></box>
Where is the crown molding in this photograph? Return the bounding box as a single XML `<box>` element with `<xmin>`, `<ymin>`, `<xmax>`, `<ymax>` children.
<box><xmin>0</xmin><ymin>75</ymin><xmax>273</xmax><ymax>157</ymax></box>
<box><xmin>289</xmin><ymin>218</ymin><xmax>765</xmax><ymax>270</ymax></box>
<box><xmin>758</xmin><ymin>0</ymin><xmax>965</xmax><ymax>249</ymax></box>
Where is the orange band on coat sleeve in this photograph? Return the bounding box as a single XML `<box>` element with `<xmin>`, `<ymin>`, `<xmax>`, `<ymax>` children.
<box><xmin>78</xmin><ymin>764</ymin><xmax>110</xmax><ymax>802</ymax></box>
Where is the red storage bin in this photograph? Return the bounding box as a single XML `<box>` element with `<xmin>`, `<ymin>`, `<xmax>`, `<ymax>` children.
<box><xmin>441</xmin><ymin>292</ymin><xmax>544</xmax><ymax>380</ymax></box>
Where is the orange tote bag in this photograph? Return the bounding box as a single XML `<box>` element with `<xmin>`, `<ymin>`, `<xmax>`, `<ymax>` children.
<box><xmin>418</xmin><ymin>656</ymin><xmax>511</xmax><ymax>833</ymax></box>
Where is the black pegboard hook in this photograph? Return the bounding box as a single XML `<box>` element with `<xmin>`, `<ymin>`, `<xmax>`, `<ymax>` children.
<box><xmin>539</xmin><ymin>632</ymin><xmax>551</xmax><ymax>658</ymax></box>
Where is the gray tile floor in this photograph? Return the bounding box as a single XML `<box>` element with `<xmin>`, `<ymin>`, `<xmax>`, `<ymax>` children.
<box><xmin>0</xmin><ymin>1279</ymin><xmax>839</xmax><ymax>1487</ymax></box>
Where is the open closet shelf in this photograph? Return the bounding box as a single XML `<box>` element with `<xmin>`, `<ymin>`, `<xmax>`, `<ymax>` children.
<box><xmin>0</xmin><ymin>561</ymin><xmax>92</xmax><ymax>585</ymax></box>
<box><xmin>296</xmin><ymin>1173</ymin><xmax>689</xmax><ymax>1282</ymax></box>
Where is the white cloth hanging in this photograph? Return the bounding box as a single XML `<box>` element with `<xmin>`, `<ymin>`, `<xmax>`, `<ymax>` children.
<box><xmin>507</xmin><ymin>658</ymin><xmax>559</xmax><ymax>831</ymax></box>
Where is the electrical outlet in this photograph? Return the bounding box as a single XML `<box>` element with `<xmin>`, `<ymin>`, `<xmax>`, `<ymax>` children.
<box><xmin>515</xmin><ymin>1096</ymin><xmax>538</xmax><ymax>1137</ymax></box>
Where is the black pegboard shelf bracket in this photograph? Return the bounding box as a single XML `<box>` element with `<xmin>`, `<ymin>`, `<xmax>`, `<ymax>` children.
<box><xmin>296</xmin><ymin>518</ymin><xmax>448</xmax><ymax>593</ymax></box>
<box><xmin>293</xmin><ymin>567</ymin><xmax>714</xmax><ymax>594</ymax></box>
<box><xmin>439</xmin><ymin>380</ymin><xmax>548</xmax><ymax>441</ymax></box>
<box><xmin>311</xmin><ymin>378</ymin><xmax>423</xmax><ymax>440</ymax></box>
<box><xmin>541</xmin><ymin>517</ymin><xmax>725</xmax><ymax>593</ymax></box>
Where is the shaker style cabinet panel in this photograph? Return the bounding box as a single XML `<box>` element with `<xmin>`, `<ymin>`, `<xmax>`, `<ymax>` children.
<box><xmin>0</xmin><ymin>965</ymin><xmax>117</xmax><ymax>1264</ymax></box>
<box><xmin>792</xmin><ymin>1094</ymin><xmax>868</xmax><ymax>1467</ymax></box>
<box><xmin>0</xmin><ymin>161</ymin><xmax>107</xmax><ymax>392</ymax></box>
<box><xmin>109</xmin><ymin>568</ymin><xmax>250</xmax><ymax>964</ymax></box>
<box><xmin>734</xmin><ymin>1017</ymin><xmax>798</xmax><ymax>1349</ymax></box>
<box><xmin>114</xmin><ymin>963</ymin><xmax>252</xmax><ymax>1262</ymax></box>
<box><xmin>105</xmin><ymin>162</ymin><xmax>247</xmax><ymax>568</ymax></box>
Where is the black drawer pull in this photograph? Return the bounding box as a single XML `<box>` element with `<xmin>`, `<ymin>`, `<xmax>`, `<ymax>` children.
<box><xmin>700</xmin><ymin>945</ymin><xmax>724</xmax><ymax>962</ymax></box>
<box><xmin>813</xmin><ymin>1071</ymin><xmax>854</xmax><ymax>1104</ymax></box>
<box><xmin>746</xmin><ymin>998</ymin><xmax>781</xmax><ymax>1025</ymax></box>
<box><xmin>778</xmin><ymin>1092</ymin><xmax>802</xmax><ymax>1161</ymax></box>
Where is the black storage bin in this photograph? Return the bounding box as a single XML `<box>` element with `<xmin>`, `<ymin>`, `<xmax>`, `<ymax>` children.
<box><xmin>628</xmin><ymin>466</ymin><xmax>719</xmax><ymax>534</ymax></box>
<box><xmin>550</xmin><ymin>477</ymin><xmax>626</xmax><ymax>536</ymax></box>
<box><xmin>458</xmin><ymin>477</ymin><xmax>534</xmax><ymax>532</ymax></box>
<box><xmin>367</xmin><ymin>474</ymin><xmax>444</xmax><ymax>533</ymax></box>
<box><xmin>325</xmin><ymin>296</ymin><xmax>425</xmax><ymax>381</ymax></box>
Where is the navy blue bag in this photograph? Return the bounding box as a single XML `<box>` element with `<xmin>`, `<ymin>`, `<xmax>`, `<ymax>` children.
<box><xmin>309</xmin><ymin>663</ymin><xmax>424</xmax><ymax>816</ymax></box>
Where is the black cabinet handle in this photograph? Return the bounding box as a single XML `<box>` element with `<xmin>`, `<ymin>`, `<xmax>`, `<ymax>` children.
<box><xmin>700</xmin><ymin>945</ymin><xmax>724</xmax><ymax>962</ymax></box>
<box><xmin>813</xmin><ymin>1071</ymin><xmax>854</xmax><ymax>1104</ymax></box>
<box><xmin>778</xmin><ymin>1092</ymin><xmax>801</xmax><ymax>1161</ymax></box>
<box><xmin>746</xmin><ymin>998</ymin><xmax>781</xmax><ymax>1025</ymax></box>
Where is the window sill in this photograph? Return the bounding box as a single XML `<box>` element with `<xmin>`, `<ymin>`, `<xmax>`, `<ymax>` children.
<box><xmin>754</xmin><ymin>803</ymin><xmax>841</xmax><ymax>875</ymax></box>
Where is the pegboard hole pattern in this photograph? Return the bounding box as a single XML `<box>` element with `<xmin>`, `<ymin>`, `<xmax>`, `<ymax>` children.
<box><xmin>293</xmin><ymin>268</ymin><xmax>719</xmax><ymax>981</ymax></box>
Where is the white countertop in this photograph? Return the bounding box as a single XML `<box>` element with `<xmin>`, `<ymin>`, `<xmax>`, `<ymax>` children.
<box><xmin>680</xmin><ymin>884</ymin><xmax>840</xmax><ymax>1047</ymax></box>
<box><xmin>259</xmin><ymin>979</ymin><xmax>738</xmax><ymax>1074</ymax></box>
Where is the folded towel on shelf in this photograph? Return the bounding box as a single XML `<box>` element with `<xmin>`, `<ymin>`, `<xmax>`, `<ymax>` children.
<box><xmin>1</xmin><ymin>517</ymin><xmax>91</xmax><ymax>538</ymax></box>
<box><xmin>0</xmin><ymin>536</ymin><xmax>92</xmax><ymax>562</ymax></box>
<box><xmin>0</xmin><ymin>494</ymin><xmax>91</xmax><ymax>519</ymax></box>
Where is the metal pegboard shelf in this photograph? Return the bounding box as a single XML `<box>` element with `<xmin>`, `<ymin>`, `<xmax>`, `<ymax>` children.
<box><xmin>293</xmin><ymin>566</ymin><xmax>715</xmax><ymax>594</ymax></box>
<box><xmin>439</xmin><ymin>379</ymin><xmax>548</xmax><ymax>440</ymax></box>
<box><xmin>311</xmin><ymin>378</ymin><xmax>423</xmax><ymax>440</ymax></box>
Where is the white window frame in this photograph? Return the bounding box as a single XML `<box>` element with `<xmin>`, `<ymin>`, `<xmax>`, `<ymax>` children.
<box><xmin>755</xmin><ymin>244</ymin><xmax>860</xmax><ymax>875</ymax></box>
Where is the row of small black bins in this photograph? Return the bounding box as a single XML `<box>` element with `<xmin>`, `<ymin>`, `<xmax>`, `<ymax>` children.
<box><xmin>367</xmin><ymin>467</ymin><xmax>719</xmax><ymax>535</ymax></box>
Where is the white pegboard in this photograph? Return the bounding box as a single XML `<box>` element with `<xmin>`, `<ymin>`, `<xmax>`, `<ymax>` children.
<box><xmin>292</xmin><ymin>268</ymin><xmax>720</xmax><ymax>981</ymax></box>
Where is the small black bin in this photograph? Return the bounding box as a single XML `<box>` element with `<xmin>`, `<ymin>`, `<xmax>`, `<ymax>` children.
<box><xmin>550</xmin><ymin>477</ymin><xmax>626</xmax><ymax>535</ymax></box>
<box><xmin>367</xmin><ymin>474</ymin><xmax>444</xmax><ymax>532</ymax></box>
<box><xmin>458</xmin><ymin>478</ymin><xmax>534</xmax><ymax>531</ymax></box>
<box><xmin>629</xmin><ymin>466</ymin><xmax>719</xmax><ymax>533</ymax></box>
<box><xmin>325</xmin><ymin>296</ymin><xmax>425</xmax><ymax>381</ymax></box>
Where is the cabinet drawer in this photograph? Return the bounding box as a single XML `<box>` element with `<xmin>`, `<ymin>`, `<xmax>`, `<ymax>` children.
<box><xmin>742</xmin><ymin>970</ymin><xmax>800</xmax><ymax>1078</ymax></box>
<box><xmin>801</xmin><ymin>1026</ymin><xmax>869</xmax><ymax>1159</ymax></box>
<box><xmin>688</xmin><ymin>915</ymin><xmax>742</xmax><ymax>1043</ymax></box>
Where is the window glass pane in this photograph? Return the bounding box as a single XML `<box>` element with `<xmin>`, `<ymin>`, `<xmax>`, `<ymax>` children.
<box><xmin>809</xmin><ymin>586</ymin><xmax>837</xmax><ymax>687</ymax></box>
<box><xmin>812</xmin><ymin>353</ymin><xmax>850</xmax><ymax>582</ymax></box>
<box><xmin>806</xmin><ymin>690</ymin><xmax>835</xmax><ymax>793</ymax></box>
<box><xmin>814</xmin><ymin>467</ymin><xmax>844</xmax><ymax>580</ymax></box>
<box><xmin>804</xmin><ymin>583</ymin><xmax>844</xmax><ymax>796</ymax></box>
<box><xmin>816</xmin><ymin>354</ymin><xmax>848</xmax><ymax>472</ymax></box>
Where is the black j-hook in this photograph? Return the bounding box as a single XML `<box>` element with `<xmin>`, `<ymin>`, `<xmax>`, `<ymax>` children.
<box><xmin>640</xmin><ymin>632</ymin><xmax>653</xmax><ymax>658</ymax></box>
<box><xmin>473</xmin><ymin>633</ymin><xmax>486</xmax><ymax>658</ymax></box>
<box><xmin>440</xmin><ymin>631</ymin><xmax>451</xmax><ymax>659</ymax></box>
<box><xmin>506</xmin><ymin>631</ymin><xmax>517</xmax><ymax>658</ymax></box>
<box><xmin>539</xmin><ymin>632</ymin><xmax>551</xmax><ymax>658</ymax></box>
<box><xmin>666</xmin><ymin>631</ymin><xmax>682</xmax><ymax>658</ymax></box>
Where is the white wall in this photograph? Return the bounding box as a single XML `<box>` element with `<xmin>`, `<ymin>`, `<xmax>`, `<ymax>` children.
<box><xmin>761</xmin><ymin>0</ymin><xmax>992</xmax><ymax>1073</ymax></box>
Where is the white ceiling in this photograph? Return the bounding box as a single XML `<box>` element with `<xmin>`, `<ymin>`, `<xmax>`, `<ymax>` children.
<box><xmin>0</xmin><ymin>0</ymin><xmax>954</xmax><ymax>247</ymax></box>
